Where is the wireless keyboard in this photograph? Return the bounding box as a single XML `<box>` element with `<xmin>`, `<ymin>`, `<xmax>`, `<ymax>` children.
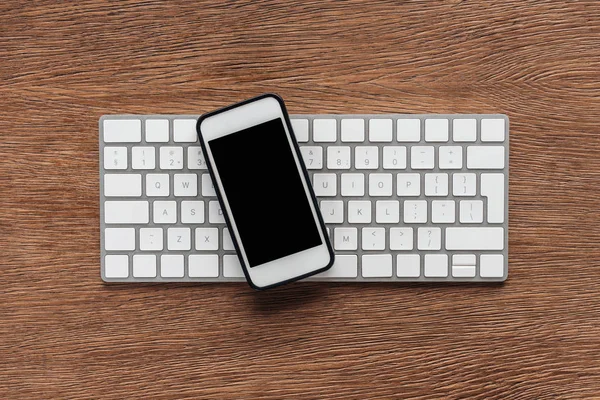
<box><xmin>99</xmin><ymin>114</ymin><xmax>508</xmax><ymax>282</ymax></box>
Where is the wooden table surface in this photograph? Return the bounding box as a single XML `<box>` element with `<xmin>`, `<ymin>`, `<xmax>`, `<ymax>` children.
<box><xmin>1</xmin><ymin>1</ymin><xmax>599</xmax><ymax>398</ymax></box>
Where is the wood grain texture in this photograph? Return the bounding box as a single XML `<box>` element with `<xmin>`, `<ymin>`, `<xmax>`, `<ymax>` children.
<box><xmin>1</xmin><ymin>0</ymin><xmax>599</xmax><ymax>398</ymax></box>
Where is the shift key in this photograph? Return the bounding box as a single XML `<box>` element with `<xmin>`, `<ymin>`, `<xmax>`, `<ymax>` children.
<box><xmin>446</xmin><ymin>227</ymin><xmax>504</xmax><ymax>250</ymax></box>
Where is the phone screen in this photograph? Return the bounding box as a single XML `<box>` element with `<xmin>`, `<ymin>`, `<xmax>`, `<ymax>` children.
<box><xmin>209</xmin><ymin>118</ymin><xmax>322</xmax><ymax>267</ymax></box>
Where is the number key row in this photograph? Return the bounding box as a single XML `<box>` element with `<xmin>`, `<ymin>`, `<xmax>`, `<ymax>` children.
<box><xmin>300</xmin><ymin>145</ymin><xmax>504</xmax><ymax>170</ymax></box>
<box><xmin>104</xmin><ymin>146</ymin><xmax>207</xmax><ymax>170</ymax></box>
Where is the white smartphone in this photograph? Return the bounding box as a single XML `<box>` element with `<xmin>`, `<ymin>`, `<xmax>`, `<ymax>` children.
<box><xmin>196</xmin><ymin>94</ymin><xmax>334</xmax><ymax>290</ymax></box>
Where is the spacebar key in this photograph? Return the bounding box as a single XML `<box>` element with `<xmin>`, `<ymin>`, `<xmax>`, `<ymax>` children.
<box><xmin>446</xmin><ymin>228</ymin><xmax>504</xmax><ymax>250</ymax></box>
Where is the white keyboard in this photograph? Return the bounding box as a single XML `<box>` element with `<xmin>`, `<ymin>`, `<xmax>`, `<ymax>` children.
<box><xmin>100</xmin><ymin>114</ymin><xmax>508</xmax><ymax>282</ymax></box>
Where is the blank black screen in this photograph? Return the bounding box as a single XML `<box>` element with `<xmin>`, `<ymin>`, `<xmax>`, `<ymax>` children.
<box><xmin>209</xmin><ymin>118</ymin><xmax>322</xmax><ymax>267</ymax></box>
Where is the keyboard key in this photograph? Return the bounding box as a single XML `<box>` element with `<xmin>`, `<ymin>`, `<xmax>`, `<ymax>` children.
<box><xmin>139</xmin><ymin>228</ymin><xmax>163</xmax><ymax>251</ymax></box>
<box><xmin>223</xmin><ymin>255</ymin><xmax>244</xmax><ymax>277</ymax></box>
<box><xmin>425</xmin><ymin>173</ymin><xmax>448</xmax><ymax>196</ymax></box>
<box><xmin>452</xmin><ymin>254</ymin><xmax>475</xmax><ymax>278</ymax></box>
<box><xmin>188</xmin><ymin>146</ymin><xmax>207</xmax><ymax>170</ymax></box>
<box><xmin>104</xmin><ymin>228</ymin><xmax>135</xmax><ymax>251</ymax></box>
<box><xmin>202</xmin><ymin>174</ymin><xmax>216</xmax><ymax>196</ymax></box>
<box><xmin>104</xmin><ymin>174</ymin><xmax>142</xmax><ymax>197</ymax></box>
<box><xmin>313</xmin><ymin>174</ymin><xmax>337</xmax><ymax>197</ymax></box>
<box><xmin>313</xmin><ymin>119</ymin><xmax>337</xmax><ymax>142</ymax></box>
<box><xmin>131</xmin><ymin>147</ymin><xmax>155</xmax><ymax>170</ymax></box>
<box><xmin>173</xmin><ymin>119</ymin><xmax>198</xmax><ymax>143</ymax></box>
<box><xmin>104</xmin><ymin>147</ymin><xmax>127</xmax><ymax>170</ymax></box>
<box><xmin>369</xmin><ymin>119</ymin><xmax>392</xmax><ymax>142</ymax></box>
<box><xmin>334</xmin><ymin>227</ymin><xmax>358</xmax><ymax>250</ymax></box>
<box><xmin>314</xmin><ymin>255</ymin><xmax>357</xmax><ymax>278</ymax></box>
<box><xmin>439</xmin><ymin>146</ymin><xmax>462</xmax><ymax>169</ymax></box>
<box><xmin>453</xmin><ymin>254</ymin><xmax>476</xmax><ymax>265</ymax></box>
<box><xmin>431</xmin><ymin>200</ymin><xmax>455</xmax><ymax>223</ymax></box>
<box><xmin>133</xmin><ymin>255</ymin><xmax>157</xmax><ymax>278</ymax></box>
<box><xmin>453</xmin><ymin>173</ymin><xmax>476</xmax><ymax>196</ymax></box>
<box><xmin>369</xmin><ymin>174</ymin><xmax>393</xmax><ymax>196</ymax></box>
<box><xmin>291</xmin><ymin>119</ymin><xmax>309</xmax><ymax>142</ymax></box>
<box><xmin>320</xmin><ymin>201</ymin><xmax>344</xmax><ymax>223</ymax></box>
<box><xmin>341</xmin><ymin>119</ymin><xmax>364</xmax><ymax>142</ymax></box>
<box><xmin>397</xmin><ymin>254</ymin><xmax>420</xmax><ymax>277</ymax></box>
<box><xmin>362</xmin><ymin>254</ymin><xmax>392</xmax><ymax>277</ymax></box>
<box><xmin>174</xmin><ymin>174</ymin><xmax>198</xmax><ymax>197</ymax></box>
<box><xmin>161</xmin><ymin>255</ymin><xmax>184</xmax><ymax>278</ymax></box>
<box><xmin>362</xmin><ymin>228</ymin><xmax>385</xmax><ymax>250</ymax></box>
<box><xmin>300</xmin><ymin>146</ymin><xmax>323</xmax><ymax>169</ymax></box>
<box><xmin>168</xmin><ymin>227</ymin><xmax>191</xmax><ymax>251</ymax></box>
<box><xmin>103</xmin><ymin>119</ymin><xmax>141</xmax><ymax>143</ymax></box>
<box><xmin>417</xmin><ymin>227</ymin><xmax>441</xmax><ymax>250</ymax></box>
<box><xmin>397</xmin><ymin>173</ymin><xmax>420</xmax><ymax>196</ymax></box>
<box><xmin>105</xmin><ymin>201</ymin><xmax>149</xmax><ymax>224</ymax></box>
<box><xmin>189</xmin><ymin>254</ymin><xmax>219</xmax><ymax>278</ymax></box>
<box><xmin>160</xmin><ymin>146</ymin><xmax>184</xmax><ymax>169</ymax></box>
<box><xmin>146</xmin><ymin>174</ymin><xmax>169</xmax><ymax>197</ymax></box>
<box><xmin>145</xmin><ymin>119</ymin><xmax>169</xmax><ymax>142</ymax></box>
<box><xmin>327</xmin><ymin>147</ymin><xmax>351</xmax><ymax>169</ymax></box>
<box><xmin>181</xmin><ymin>201</ymin><xmax>204</xmax><ymax>224</ymax></box>
<box><xmin>481</xmin><ymin>173</ymin><xmax>505</xmax><ymax>223</ymax></box>
<box><xmin>467</xmin><ymin>146</ymin><xmax>504</xmax><ymax>169</ymax></box>
<box><xmin>341</xmin><ymin>173</ymin><xmax>364</xmax><ymax>196</ymax></box>
<box><xmin>195</xmin><ymin>228</ymin><xmax>219</xmax><ymax>250</ymax></box>
<box><xmin>480</xmin><ymin>254</ymin><xmax>504</xmax><ymax>277</ymax></box>
<box><xmin>223</xmin><ymin>228</ymin><xmax>235</xmax><ymax>251</ymax></box>
<box><xmin>403</xmin><ymin>200</ymin><xmax>427</xmax><ymax>223</ymax></box>
<box><xmin>348</xmin><ymin>201</ymin><xmax>371</xmax><ymax>223</ymax></box>
<box><xmin>425</xmin><ymin>119</ymin><xmax>448</xmax><ymax>142</ymax></box>
<box><xmin>397</xmin><ymin>119</ymin><xmax>420</xmax><ymax>142</ymax></box>
<box><xmin>390</xmin><ymin>228</ymin><xmax>413</xmax><ymax>250</ymax></box>
<box><xmin>424</xmin><ymin>254</ymin><xmax>448</xmax><ymax>277</ymax></box>
<box><xmin>209</xmin><ymin>201</ymin><xmax>225</xmax><ymax>223</ymax></box>
<box><xmin>383</xmin><ymin>146</ymin><xmax>406</xmax><ymax>169</ymax></box>
<box><xmin>411</xmin><ymin>146</ymin><xmax>434</xmax><ymax>169</ymax></box>
<box><xmin>459</xmin><ymin>200</ymin><xmax>484</xmax><ymax>223</ymax></box>
<box><xmin>452</xmin><ymin>119</ymin><xmax>476</xmax><ymax>142</ymax></box>
<box><xmin>376</xmin><ymin>200</ymin><xmax>400</xmax><ymax>223</ymax></box>
<box><xmin>445</xmin><ymin>228</ymin><xmax>504</xmax><ymax>250</ymax></box>
<box><xmin>154</xmin><ymin>201</ymin><xmax>176</xmax><ymax>224</ymax></box>
<box><xmin>355</xmin><ymin>146</ymin><xmax>379</xmax><ymax>169</ymax></box>
<box><xmin>481</xmin><ymin>119</ymin><xmax>505</xmax><ymax>142</ymax></box>
<box><xmin>105</xmin><ymin>255</ymin><xmax>129</xmax><ymax>278</ymax></box>
<box><xmin>452</xmin><ymin>265</ymin><xmax>476</xmax><ymax>278</ymax></box>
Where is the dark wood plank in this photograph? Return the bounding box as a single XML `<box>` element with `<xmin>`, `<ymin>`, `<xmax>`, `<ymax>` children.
<box><xmin>1</xmin><ymin>0</ymin><xmax>599</xmax><ymax>398</ymax></box>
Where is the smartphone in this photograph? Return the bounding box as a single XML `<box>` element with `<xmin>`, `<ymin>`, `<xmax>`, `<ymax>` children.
<box><xmin>196</xmin><ymin>94</ymin><xmax>334</xmax><ymax>290</ymax></box>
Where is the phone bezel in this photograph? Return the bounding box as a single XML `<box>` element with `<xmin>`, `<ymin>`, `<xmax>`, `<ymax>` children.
<box><xmin>196</xmin><ymin>94</ymin><xmax>334</xmax><ymax>290</ymax></box>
